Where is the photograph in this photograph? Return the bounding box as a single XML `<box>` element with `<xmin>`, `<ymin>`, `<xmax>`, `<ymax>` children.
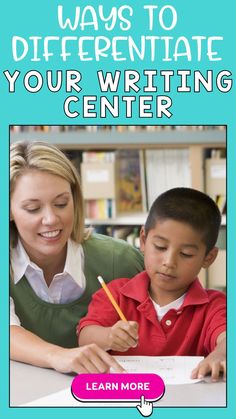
<box><xmin>10</xmin><ymin>125</ymin><xmax>226</xmax><ymax>408</ymax></box>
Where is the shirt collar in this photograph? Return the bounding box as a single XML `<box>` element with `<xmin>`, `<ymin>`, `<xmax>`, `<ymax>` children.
<box><xmin>11</xmin><ymin>238</ymin><xmax>84</xmax><ymax>286</ymax></box>
<box><xmin>11</xmin><ymin>240</ymin><xmax>40</xmax><ymax>284</ymax></box>
<box><xmin>119</xmin><ymin>271</ymin><xmax>209</xmax><ymax>306</ymax></box>
<box><xmin>120</xmin><ymin>271</ymin><xmax>150</xmax><ymax>302</ymax></box>
<box><xmin>181</xmin><ymin>277</ymin><xmax>209</xmax><ymax>307</ymax></box>
<box><xmin>63</xmin><ymin>239</ymin><xmax>84</xmax><ymax>286</ymax></box>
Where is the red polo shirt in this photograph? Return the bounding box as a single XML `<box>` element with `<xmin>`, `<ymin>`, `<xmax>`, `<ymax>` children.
<box><xmin>78</xmin><ymin>271</ymin><xmax>226</xmax><ymax>356</ymax></box>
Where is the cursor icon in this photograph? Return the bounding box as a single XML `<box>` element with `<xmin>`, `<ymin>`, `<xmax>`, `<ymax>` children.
<box><xmin>136</xmin><ymin>395</ymin><xmax>153</xmax><ymax>417</ymax></box>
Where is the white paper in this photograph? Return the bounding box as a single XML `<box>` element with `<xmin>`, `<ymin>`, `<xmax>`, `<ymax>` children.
<box><xmin>113</xmin><ymin>356</ymin><xmax>204</xmax><ymax>385</ymax></box>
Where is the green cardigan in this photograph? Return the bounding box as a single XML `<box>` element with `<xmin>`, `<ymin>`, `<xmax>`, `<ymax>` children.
<box><xmin>10</xmin><ymin>234</ymin><xmax>144</xmax><ymax>348</ymax></box>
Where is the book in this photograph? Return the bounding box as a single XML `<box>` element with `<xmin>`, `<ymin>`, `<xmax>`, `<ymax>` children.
<box><xmin>115</xmin><ymin>149</ymin><xmax>146</xmax><ymax>214</ymax></box>
<box><xmin>145</xmin><ymin>148</ymin><xmax>191</xmax><ymax>209</ymax></box>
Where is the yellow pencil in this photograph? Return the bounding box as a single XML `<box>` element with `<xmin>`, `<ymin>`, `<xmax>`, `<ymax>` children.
<box><xmin>97</xmin><ymin>276</ymin><xmax>127</xmax><ymax>322</ymax></box>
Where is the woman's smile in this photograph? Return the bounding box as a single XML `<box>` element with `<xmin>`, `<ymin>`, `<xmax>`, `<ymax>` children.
<box><xmin>38</xmin><ymin>229</ymin><xmax>62</xmax><ymax>240</ymax></box>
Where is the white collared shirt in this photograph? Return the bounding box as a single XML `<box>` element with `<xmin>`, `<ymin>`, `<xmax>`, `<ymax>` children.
<box><xmin>10</xmin><ymin>239</ymin><xmax>86</xmax><ymax>326</ymax></box>
<box><xmin>150</xmin><ymin>293</ymin><xmax>186</xmax><ymax>321</ymax></box>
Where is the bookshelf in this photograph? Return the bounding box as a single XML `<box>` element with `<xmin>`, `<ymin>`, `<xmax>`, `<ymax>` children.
<box><xmin>204</xmin><ymin>150</ymin><xmax>226</xmax><ymax>291</ymax></box>
<box><xmin>11</xmin><ymin>125</ymin><xmax>225</xmax><ymax>148</ymax></box>
<box><xmin>10</xmin><ymin>125</ymin><xmax>226</xmax><ymax>290</ymax></box>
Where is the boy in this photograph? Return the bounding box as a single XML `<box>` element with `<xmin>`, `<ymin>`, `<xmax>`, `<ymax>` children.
<box><xmin>78</xmin><ymin>188</ymin><xmax>226</xmax><ymax>381</ymax></box>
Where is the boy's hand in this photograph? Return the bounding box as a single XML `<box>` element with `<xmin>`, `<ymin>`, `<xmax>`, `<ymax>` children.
<box><xmin>108</xmin><ymin>320</ymin><xmax>138</xmax><ymax>352</ymax></box>
<box><xmin>191</xmin><ymin>332</ymin><xmax>226</xmax><ymax>382</ymax></box>
<box><xmin>191</xmin><ymin>351</ymin><xmax>226</xmax><ymax>381</ymax></box>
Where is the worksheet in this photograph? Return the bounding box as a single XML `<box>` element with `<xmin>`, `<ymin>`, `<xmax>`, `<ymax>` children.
<box><xmin>113</xmin><ymin>356</ymin><xmax>204</xmax><ymax>385</ymax></box>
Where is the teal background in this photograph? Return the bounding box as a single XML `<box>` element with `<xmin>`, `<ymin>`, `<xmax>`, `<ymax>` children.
<box><xmin>0</xmin><ymin>0</ymin><xmax>235</xmax><ymax>418</ymax></box>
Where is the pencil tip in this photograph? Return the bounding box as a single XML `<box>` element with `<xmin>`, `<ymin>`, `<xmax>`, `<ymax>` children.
<box><xmin>97</xmin><ymin>275</ymin><xmax>104</xmax><ymax>284</ymax></box>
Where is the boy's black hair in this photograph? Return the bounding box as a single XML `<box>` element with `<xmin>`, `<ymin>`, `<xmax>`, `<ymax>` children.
<box><xmin>145</xmin><ymin>187</ymin><xmax>222</xmax><ymax>253</ymax></box>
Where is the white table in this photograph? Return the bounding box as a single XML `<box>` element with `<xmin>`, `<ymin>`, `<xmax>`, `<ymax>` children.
<box><xmin>10</xmin><ymin>360</ymin><xmax>226</xmax><ymax>407</ymax></box>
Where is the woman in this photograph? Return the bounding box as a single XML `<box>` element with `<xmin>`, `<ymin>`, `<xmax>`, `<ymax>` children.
<box><xmin>10</xmin><ymin>141</ymin><xmax>144</xmax><ymax>374</ymax></box>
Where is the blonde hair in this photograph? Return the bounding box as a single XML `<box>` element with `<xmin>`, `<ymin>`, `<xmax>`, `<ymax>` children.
<box><xmin>10</xmin><ymin>141</ymin><xmax>88</xmax><ymax>250</ymax></box>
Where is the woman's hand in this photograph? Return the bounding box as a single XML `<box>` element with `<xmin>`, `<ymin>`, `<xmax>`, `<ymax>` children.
<box><xmin>48</xmin><ymin>343</ymin><xmax>125</xmax><ymax>374</ymax></box>
<box><xmin>107</xmin><ymin>320</ymin><xmax>139</xmax><ymax>352</ymax></box>
<box><xmin>11</xmin><ymin>326</ymin><xmax>124</xmax><ymax>374</ymax></box>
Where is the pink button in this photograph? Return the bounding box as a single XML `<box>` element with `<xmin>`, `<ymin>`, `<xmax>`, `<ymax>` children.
<box><xmin>71</xmin><ymin>373</ymin><xmax>165</xmax><ymax>402</ymax></box>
